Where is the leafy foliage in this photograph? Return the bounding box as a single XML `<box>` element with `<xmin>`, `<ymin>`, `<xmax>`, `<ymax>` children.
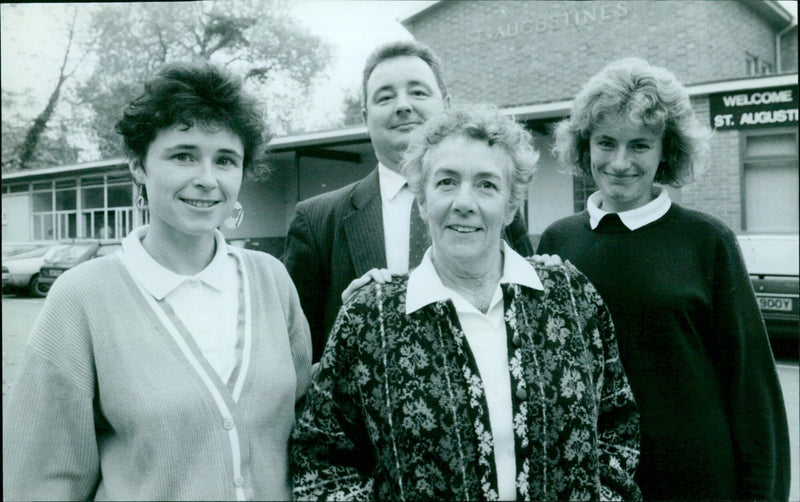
<box><xmin>2</xmin><ymin>90</ymin><xmax>80</xmax><ymax>172</ymax></box>
<box><xmin>74</xmin><ymin>0</ymin><xmax>332</xmax><ymax>158</ymax></box>
<box><xmin>340</xmin><ymin>87</ymin><xmax>364</xmax><ymax>127</ymax></box>
<box><xmin>3</xmin><ymin>1</ymin><xmax>333</xmax><ymax>170</ymax></box>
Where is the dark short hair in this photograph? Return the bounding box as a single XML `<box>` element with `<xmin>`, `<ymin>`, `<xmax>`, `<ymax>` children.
<box><xmin>361</xmin><ymin>40</ymin><xmax>448</xmax><ymax>108</ymax></box>
<box><xmin>553</xmin><ymin>57</ymin><xmax>710</xmax><ymax>186</ymax></box>
<box><xmin>115</xmin><ymin>62</ymin><xmax>268</xmax><ymax>173</ymax></box>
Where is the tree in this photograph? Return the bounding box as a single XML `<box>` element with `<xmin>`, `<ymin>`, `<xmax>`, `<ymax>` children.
<box><xmin>73</xmin><ymin>0</ymin><xmax>333</xmax><ymax>158</ymax></box>
<box><xmin>2</xmin><ymin>89</ymin><xmax>82</xmax><ymax>173</ymax></box>
<box><xmin>340</xmin><ymin>87</ymin><xmax>364</xmax><ymax>127</ymax></box>
<box><xmin>16</xmin><ymin>9</ymin><xmax>84</xmax><ymax>169</ymax></box>
<box><xmin>2</xmin><ymin>5</ymin><xmax>88</xmax><ymax>170</ymax></box>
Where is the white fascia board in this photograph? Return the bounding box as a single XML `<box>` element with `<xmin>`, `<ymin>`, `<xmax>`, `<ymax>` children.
<box><xmin>268</xmin><ymin>125</ymin><xmax>369</xmax><ymax>150</ymax></box>
<box><xmin>504</xmin><ymin>73</ymin><xmax>799</xmax><ymax>121</ymax></box>
<box><xmin>501</xmin><ymin>99</ymin><xmax>574</xmax><ymax>121</ymax></box>
<box><xmin>5</xmin><ymin>75</ymin><xmax>796</xmax><ymax>179</ymax></box>
<box><xmin>685</xmin><ymin>74</ymin><xmax>797</xmax><ymax>95</ymax></box>
<box><xmin>2</xmin><ymin>158</ymin><xmax>128</xmax><ymax>181</ymax></box>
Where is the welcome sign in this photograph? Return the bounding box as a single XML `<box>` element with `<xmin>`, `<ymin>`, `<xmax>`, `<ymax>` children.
<box><xmin>709</xmin><ymin>85</ymin><xmax>798</xmax><ymax>131</ymax></box>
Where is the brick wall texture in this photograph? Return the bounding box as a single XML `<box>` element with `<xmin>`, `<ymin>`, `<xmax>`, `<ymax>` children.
<box><xmin>406</xmin><ymin>1</ymin><xmax>779</xmax><ymax>107</ymax></box>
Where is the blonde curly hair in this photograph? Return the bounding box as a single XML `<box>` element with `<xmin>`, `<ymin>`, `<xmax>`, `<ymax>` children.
<box><xmin>553</xmin><ymin>57</ymin><xmax>711</xmax><ymax>186</ymax></box>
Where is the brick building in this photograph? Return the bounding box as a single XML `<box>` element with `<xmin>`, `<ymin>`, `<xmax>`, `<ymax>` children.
<box><xmin>2</xmin><ymin>0</ymin><xmax>797</xmax><ymax>252</ymax></box>
<box><xmin>402</xmin><ymin>0</ymin><xmax>798</xmax><ymax>239</ymax></box>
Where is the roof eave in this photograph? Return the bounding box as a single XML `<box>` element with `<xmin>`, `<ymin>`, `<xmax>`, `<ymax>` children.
<box><xmin>4</xmin><ymin>74</ymin><xmax>797</xmax><ymax>181</ymax></box>
<box><xmin>400</xmin><ymin>1</ymin><xmax>442</xmax><ymax>26</ymax></box>
<box><xmin>738</xmin><ymin>0</ymin><xmax>794</xmax><ymax>28</ymax></box>
<box><xmin>2</xmin><ymin>158</ymin><xmax>128</xmax><ymax>181</ymax></box>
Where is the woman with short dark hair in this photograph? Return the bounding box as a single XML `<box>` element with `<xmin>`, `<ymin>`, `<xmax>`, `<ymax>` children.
<box><xmin>3</xmin><ymin>62</ymin><xmax>312</xmax><ymax>501</ymax></box>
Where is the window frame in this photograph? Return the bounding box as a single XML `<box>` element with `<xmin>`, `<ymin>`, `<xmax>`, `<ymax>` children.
<box><xmin>23</xmin><ymin>170</ymin><xmax>141</xmax><ymax>240</ymax></box>
<box><xmin>739</xmin><ymin>127</ymin><xmax>799</xmax><ymax>234</ymax></box>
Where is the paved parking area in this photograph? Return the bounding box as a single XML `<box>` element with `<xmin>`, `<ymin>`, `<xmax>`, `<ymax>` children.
<box><xmin>2</xmin><ymin>295</ymin><xmax>45</xmax><ymax>409</ymax></box>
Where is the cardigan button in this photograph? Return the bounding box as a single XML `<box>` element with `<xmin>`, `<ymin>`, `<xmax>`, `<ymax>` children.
<box><xmin>515</xmin><ymin>388</ymin><xmax>528</xmax><ymax>400</ymax></box>
<box><xmin>223</xmin><ymin>418</ymin><xmax>234</xmax><ymax>430</ymax></box>
<box><xmin>233</xmin><ymin>476</ymin><xmax>244</xmax><ymax>487</ymax></box>
<box><xmin>512</xmin><ymin>334</ymin><xmax>521</xmax><ymax>347</ymax></box>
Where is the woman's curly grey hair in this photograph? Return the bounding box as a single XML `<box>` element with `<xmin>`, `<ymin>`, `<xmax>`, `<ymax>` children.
<box><xmin>553</xmin><ymin>57</ymin><xmax>711</xmax><ymax>186</ymax></box>
<box><xmin>401</xmin><ymin>103</ymin><xmax>539</xmax><ymax>212</ymax></box>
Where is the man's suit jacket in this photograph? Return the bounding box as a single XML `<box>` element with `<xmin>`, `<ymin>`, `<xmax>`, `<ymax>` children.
<box><xmin>283</xmin><ymin>168</ymin><xmax>533</xmax><ymax>362</ymax></box>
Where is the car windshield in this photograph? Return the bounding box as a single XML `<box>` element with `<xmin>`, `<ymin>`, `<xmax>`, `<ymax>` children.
<box><xmin>2</xmin><ymin>244</ymin><xmax>48</xmax><ymax>259</ymax></box>
<box><xmin>45</xmin><ymin>244</ymin><xmax>95</xmax><ymax>263</ymax></box>
<box><xmin>2</xmin><ymin>246</ymin><xmax>53</xmax><ymax>261</ymax></box>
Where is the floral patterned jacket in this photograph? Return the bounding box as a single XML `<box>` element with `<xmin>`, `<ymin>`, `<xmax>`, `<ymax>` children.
<box><xmin>290</xmin><ymin>262</ymin><xmax>641</xmax><ymax>501</ymax></box>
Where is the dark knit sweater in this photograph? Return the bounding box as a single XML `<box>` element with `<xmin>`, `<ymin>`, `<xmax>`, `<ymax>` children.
<box><xmin>537</xmin><ymin>203</ymin><xmax>790</xmax><ymax>500</ymax></box>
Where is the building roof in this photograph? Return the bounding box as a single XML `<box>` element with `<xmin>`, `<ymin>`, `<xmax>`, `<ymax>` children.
<box><xmin>3</xmin><ymin>73</ymin><xmax>797</xmax><ymax>182</ymax></box>
<box><xmin>2</xmin><ymin>158</ymin><xmax>127</xmax><ymax>182</ymax></box>
<box><xmin>401</xmin><ymin>1</ymin><xmax>795</xmax><ymax>28</ymax></box>
<box><xmin>741</xmin><ymin>0</ymin><xmax>795</xmax><ymax>27</ymax></box>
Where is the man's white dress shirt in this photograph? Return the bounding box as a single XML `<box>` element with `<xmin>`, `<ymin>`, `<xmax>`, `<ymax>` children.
<box><xmin>378</xmin><ymin>163</ymin><xmax>415</xmax><ymax>273</ymax></box>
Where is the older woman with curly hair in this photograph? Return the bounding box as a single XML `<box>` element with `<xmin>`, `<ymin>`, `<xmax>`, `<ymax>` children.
<box><xmin>291</xmin><ymin>104</ymin><xmax>642</xmax><ymax>501</ymax></box>
<box><xmin>537</xmin><ymin>58</ymin><xmax>789</xmax><ymax>500</ymax></box>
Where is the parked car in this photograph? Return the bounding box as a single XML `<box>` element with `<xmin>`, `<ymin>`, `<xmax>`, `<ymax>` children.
<box><xmin>37</xmin><ymin>241</ymin><xmax>122</xmax><ymax>297</ymax></box>
<box><xmin>2</xmin><ymin>241</ymin><xmax>56</xmax><ymax>260</ymax></box>
<box><xmin>738</xmin><ymin>234</ymin><xmax>799</xmax><ymax>359</ymax></box>
<box><xmin>2</xmin><ymin>243</ymin><xmax>64</xmax><ymax>297</ymax></box>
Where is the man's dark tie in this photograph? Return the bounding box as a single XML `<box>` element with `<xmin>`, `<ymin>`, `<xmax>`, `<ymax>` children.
<box><xmin>408</xmin><ymin>199</ymin><xmax>430</xmax><ymax>269</ymax></box>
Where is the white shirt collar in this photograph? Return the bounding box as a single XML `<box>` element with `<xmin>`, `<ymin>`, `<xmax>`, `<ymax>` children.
<box><xmin>378</xmin><ymin>162</ymin><xmax>408</xmax><ymax>200</ymax></box>
<box><xmin>587</xmin><ymin>187</ymin><xmax>671</xmax><ymax>230</ymax></box>
<box><xmin>120</xmin><ymin>225</ymin><xmax>232</xmax><ymax>300</ymax></box>
<box><xmin>406</xmin><ymin>241</ymin><xmax>544</xmax><ymax>315</ymax></box>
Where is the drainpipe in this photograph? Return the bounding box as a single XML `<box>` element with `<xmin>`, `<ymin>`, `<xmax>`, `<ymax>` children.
<box><xmin>775</xmin><ymin>18</ymin><xmax>797</xmax><ymax>73</ymax></box>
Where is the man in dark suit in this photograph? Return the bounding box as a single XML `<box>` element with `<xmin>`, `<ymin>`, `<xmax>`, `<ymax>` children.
<box><xmin>283</xmin><ymin>41</ymin><xmax>532</xmax><ymax>361</ymax></box>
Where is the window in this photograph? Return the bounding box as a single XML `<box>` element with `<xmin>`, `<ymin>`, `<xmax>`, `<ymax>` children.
<box><xmin>79</xmin><ymin>174</ymin><xmax>136</xmax><ymax>239</ymax></box>
<box><xmin>746</xmin><ymin>53</ymin><xmax>758</xmax><ymax>76</ymax></box>
<box><xmin>742</xmin><ymin>130</ymin><xmax>799</xmax><ymax>233</ymax></box>
<box><xmin>32</xmin><ymin>189</ymin><xmax>56</xmax><ymax>240</ymax></box>
<box><xmin>107</xmin><ymin>184</ymin><xmax>132</xmax><ymax>208</ymax></box>
<box><xmin>746</xmin><ymin>53</ymin><xmax>775</xmax><ymax>77</ymax></box>
<box><xmin>28</xmin><ymin>171</ymin><xmax>139</xmax><ymax>240</ymax></box>
<box><xmin>572</xmin><ymin>175</ymin><xmax>598</xmax><ymax>213</ymax></box>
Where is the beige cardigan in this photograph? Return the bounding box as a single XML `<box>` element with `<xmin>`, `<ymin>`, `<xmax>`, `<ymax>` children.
<box><xmin>3</xmin><ymin>247</ymin><xmax>312</xmax><ymax>501</ymax></box>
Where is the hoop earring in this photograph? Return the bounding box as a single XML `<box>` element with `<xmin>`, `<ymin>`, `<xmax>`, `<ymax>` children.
<box><xmin>136</xmin><ymin>195</ymin><xmax>147</xmax><ymax>210</ymax></box>
<box><xmin>224</xmin><ymin>201</ymin><xmax>244</xmax><ymax>229</ymax></box>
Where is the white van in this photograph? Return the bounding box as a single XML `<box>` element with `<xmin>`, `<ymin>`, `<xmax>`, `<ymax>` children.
<box><xmin>737</xmin><ymin>234</ymin><xmax>799</xmax><ymax>357</ymax></box>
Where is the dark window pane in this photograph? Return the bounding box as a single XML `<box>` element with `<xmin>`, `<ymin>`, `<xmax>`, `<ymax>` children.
<box><xmin>107</xmin><ymin>184</ymin><xmax>132</xmax><ymax>208</ymax></box>
<box><xmin>65</xmin><ymin>213</ymin><xmax>77</xmax><ymax>238</ymax></box>
<box><xmin>82</xmin><ymin>187</ymin><xmax>104</xmax><ymax>209</ymax></box>
<box><xmin>32</xmin><ymin>192</ymin><xmax>53</xmax><ymax>212</ymax></box>
<box><xmin>55</xmin><ymin>179</ymin><xmax>77</xmax><ymax>189</ymax></box>
<box><xmin>56</xmin><ymin>190</ymin><xmax>76</xmax><ymax>210</ymax></box>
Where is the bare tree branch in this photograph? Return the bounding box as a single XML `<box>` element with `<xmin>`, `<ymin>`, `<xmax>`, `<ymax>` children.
<box><xmin>18</xmin><ymin>8</ymin><xmax>79</xmax><ymax>169</ymax></box>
